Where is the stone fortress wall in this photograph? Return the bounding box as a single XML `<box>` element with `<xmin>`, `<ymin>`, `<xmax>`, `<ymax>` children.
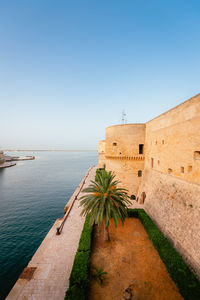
<box><xmin>99</xmin><ymin>124</ymin><xmax>146</xmax><ymax>196</ymax></box>
<box><xmin>98</xmin><ymin>94</ymin><xmax>200</xmax><ymax>278</ymax></box>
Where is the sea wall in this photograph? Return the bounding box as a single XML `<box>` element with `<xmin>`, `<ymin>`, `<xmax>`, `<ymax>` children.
<box><xmin>137</xmin><ymin>94</ymin><xmax>200</xmax><ymax>277</ymax></box>
<box><xmin>139</xmin><ymin>168</ymin><xmax>200</xmax><ymax>278</ymax></box>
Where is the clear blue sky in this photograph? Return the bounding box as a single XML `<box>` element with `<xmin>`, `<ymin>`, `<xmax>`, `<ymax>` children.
<box><xmin>1</xmin><ymin>0</ymin><xmax>200</xmax><ymax>149</ymax></box>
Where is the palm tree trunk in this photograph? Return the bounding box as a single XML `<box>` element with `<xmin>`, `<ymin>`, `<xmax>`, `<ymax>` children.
<box><xmin>104</xmin><ymin>224</ymin><xmax>110</xmax><ymax>241</ymax></box>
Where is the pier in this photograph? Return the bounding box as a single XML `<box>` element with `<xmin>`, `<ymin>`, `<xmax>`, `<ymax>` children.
<box><xmin>0</xmin><ymin>162</ymin><xmax>16</xmax><ymax>169</ymax></box>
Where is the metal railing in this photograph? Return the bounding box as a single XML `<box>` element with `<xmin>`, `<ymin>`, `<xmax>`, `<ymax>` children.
<box><xmin>56</xmin><ymin>166</ymin><xmax>94</xmax><ymax>235</ymax></box>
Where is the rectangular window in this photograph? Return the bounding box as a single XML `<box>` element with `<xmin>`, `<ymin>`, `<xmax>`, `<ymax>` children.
<box><xmin>151</xmin><ymin>158</ymin><xmax>154</xmax><ymax>168</ymax></box>
<box><xmin>181</xmin><ymin>166</ymin><xmax>184</xmax><ymax>173</ymax></box>
<box><xmin>194</xmin><ymin>151</ymin><xmax>200</xmax><ymax>160</ymax></box>
<box><xmin>139</xmin><ymin>144</ymin><xmax>144</xmax><ymax>154</ymax></box>
<box><xmin>138</xmin><ymin>170</ymin><xmax>142</xmax><ymax>177</ymax></box>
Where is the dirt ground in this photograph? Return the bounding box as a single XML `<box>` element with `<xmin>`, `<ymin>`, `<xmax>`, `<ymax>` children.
<box><xmin>88</xmin><ymin>218</ymin><xmax>183</xmax><ymax>300</ymax></box>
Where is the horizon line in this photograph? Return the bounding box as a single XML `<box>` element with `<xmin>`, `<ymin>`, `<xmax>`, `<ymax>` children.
<box><xmin>3</xmin><ymin>149</ymin><xmax>98</xmax><ymax>152</ymax></box>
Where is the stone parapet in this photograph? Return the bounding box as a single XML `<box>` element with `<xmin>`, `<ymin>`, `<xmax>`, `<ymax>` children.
<box><xmin>105</xmin><ymin>155</ymin><xmax>145</xmax><ymax>160</ymax></box>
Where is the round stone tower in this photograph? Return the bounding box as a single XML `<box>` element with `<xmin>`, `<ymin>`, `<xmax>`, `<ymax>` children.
<box><xmin>103</xmin><ymin>124</ymin><xmax>146</xmax><ymax>196</ymax></box>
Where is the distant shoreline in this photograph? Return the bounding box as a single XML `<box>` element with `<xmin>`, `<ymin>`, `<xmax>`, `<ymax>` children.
<box><xmin>3</xmin><ymin>149</ymin><xmax>97</xmax><ymax>152</ymax></box>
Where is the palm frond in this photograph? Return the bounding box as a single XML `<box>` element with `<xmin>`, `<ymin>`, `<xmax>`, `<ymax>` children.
<box><xmin>79</xmin><ymin>168</ymin><xmax>131</xmax><ymax>228</ymax></box>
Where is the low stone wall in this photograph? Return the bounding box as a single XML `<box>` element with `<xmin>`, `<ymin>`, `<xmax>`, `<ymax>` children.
<box><xmin>139</xmin><ymin>169</ymin><xmax>200</xmax><ymax>279</ymax></box>
<box><xmin>64</xmin><ymin>166</ymin><xmax>93</xmax><ymax>214</ymax></box>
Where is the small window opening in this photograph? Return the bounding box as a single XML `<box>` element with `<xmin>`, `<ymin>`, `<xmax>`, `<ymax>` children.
<box><xmin>188</xmin><ymin>165</ymin><xmax>193</xmax><ymax>173</ymax></box>
<box><xmin>181</xmin><ymin>166</ymin><xmax>184</xmax><ymax>173</ymax></box>
<box><xmin>119</xmin><ymin>152</ymin><xmax>122</xmax><ymax>155</ymax></box>
<box><xmin>158</xmin><ymin>160</ymin><xmax>160</xmax><ymax>165</ymax></box>
<box><xmin>113</xmin><ymin>142</ymin><xmax>117</xmax><ymax>146</ymax></box>
<box><xmin>136</xmin><ymin>197</ymin><xmax>139</xmax><ymax>202</ymax></box>
<box><xmin>139</xmin><ymin>144</ymin><xmax>144</xmax><ymax>154</ymax></box>
<box><xmin>168</xmin><ymin>168</ymin><xmax>173</xmax><ymax>174</ymax></box>
<box><xmin>131</xmin><ymin>195</ymin><xmax>136</xmax><ymax>200</ymax></box>
<box><xmin>155</xmin><ymin>141</ymin><xmax>157</xmax><ymax>145</ymax></box>
<box><xmin>194</xmin><ymin>151</ymin><xmax>200</xmax><ymax>160</ymax></box>
<box><xmin>138</xmin><ymin>170</ymin><xmax>142</xmax><ymax>177</ymax></box>
<box><xmin>151</xmin><ymin>158</ymin><xmax>154</xmax><ymax>168</ymax></box>
<box><xmin>162</xmin><ymin>140</ymin><xmax>164</xmax><ymax>144</ymax></box>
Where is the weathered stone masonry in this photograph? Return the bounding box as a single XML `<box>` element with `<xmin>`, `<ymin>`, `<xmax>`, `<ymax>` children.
<box><xmin>98</xmin><ymin>94</ymin><xmax>200</xmax><ymax>278</ymax></box>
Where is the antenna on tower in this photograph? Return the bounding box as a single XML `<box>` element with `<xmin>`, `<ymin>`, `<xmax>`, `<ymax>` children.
<box><xmin>121</xmin><ymin>110</ymin><xmax>127</xmax><ymax>124</ymax></box>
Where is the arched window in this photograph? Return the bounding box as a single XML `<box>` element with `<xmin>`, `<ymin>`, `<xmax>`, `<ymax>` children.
<box><xmin>168</xmin><ymin>168</ymin><xmax>173</xmax><ymax>174</ymax></box>
<box><xmin>113</xmin><ymin>142</ymin><xmax>117</xmax><ymax>146</ymax></box>
<box><xmin>131</xmin><ymin>195</ymin><xmax>136</xmax><ymax>200</ymax></box>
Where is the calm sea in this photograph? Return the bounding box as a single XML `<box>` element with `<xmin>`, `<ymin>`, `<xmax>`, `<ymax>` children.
<box><xmin>0</xmin><ymin>151</ymin><xmax>97</xmax><ymax>299</ymax></box>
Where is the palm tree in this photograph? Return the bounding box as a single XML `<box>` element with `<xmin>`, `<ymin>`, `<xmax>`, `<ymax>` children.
<box><xmin>79</xmin><ymin>169</ymin><xmax>131</xmax><ymax>241</ymax></box>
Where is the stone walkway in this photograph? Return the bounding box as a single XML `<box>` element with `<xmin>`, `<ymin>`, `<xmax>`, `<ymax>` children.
<box><xmin>7</xmin><ymin>166</ymin><xmax>97</xmax><ymax>300</ymax></box>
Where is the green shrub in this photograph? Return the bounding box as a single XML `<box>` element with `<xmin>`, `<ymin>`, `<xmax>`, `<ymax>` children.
<box><xmin>91</xmin><ymin>266</ymin><xmax>108</xmax><ymax>286</ymax></box>
<box><xmin>69</xmin><ymin>251</ymin><xmax>90</xmax><ymax>286</ymax></box>
<box><xmin>65</xmin><ymin>215</ymin><xmax>93</xmax><ymax>300</ymax></box>
<box><xmin>77</xmin><ymin>215</ymin><xmax>93</xmax><ymax>252</ymax></box>
<box><xmin>65</xmin><ymin>284</ymin><xmax>86</xmax><ymax>300</ymax></box>
<box><xmin>95</xmin><ymin>167</ymin><xmax>107</xmax><ymax>183</ymax></box>
<box><xmin>127</xmin><ymin>208</ymin><xmax>139</xmax><ymax>218</ymax></box>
